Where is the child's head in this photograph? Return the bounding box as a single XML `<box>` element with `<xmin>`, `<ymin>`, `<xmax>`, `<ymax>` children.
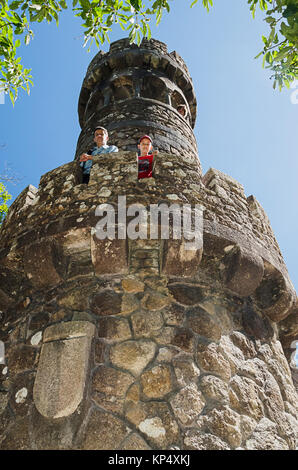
<box><xmin>94</xmin><ymin>126</ymin><xmax>109</xmax><ymax>147</ymax></box>
<box><xmin>138</xmin><ymin>135</ymin><xmax>153</xmax><ymax>156</ymax></box>
<box><xmin>177</xmin><ymin>104</ymin><xmax>187</xmax><ymax>118</ymax></box>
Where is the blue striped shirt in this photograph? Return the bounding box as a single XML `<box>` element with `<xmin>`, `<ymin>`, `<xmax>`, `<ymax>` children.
<box><xmin>80</xmin><ymin>144</ymin><xmax>118</xmax><ymax>175</ymax></box>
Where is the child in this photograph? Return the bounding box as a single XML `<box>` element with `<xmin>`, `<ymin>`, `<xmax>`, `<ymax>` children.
<box><xmin>137</xmin><ymin>135</ymin><xmax>158</xmax><ymax>179</ymax></box>
<box><xmin>177</xmin><ymin>104</ymin><xmax>188</xmax><ymax>119</ymax></box>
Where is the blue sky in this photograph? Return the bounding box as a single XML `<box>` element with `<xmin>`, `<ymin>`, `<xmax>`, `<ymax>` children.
<box><xmin>1</xmin><ymin>1</ymin><xmax>297</xmax><ymax>295</ymax></box>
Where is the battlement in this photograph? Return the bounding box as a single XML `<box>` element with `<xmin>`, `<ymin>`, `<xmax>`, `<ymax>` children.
<box><xmin>0</xmin><ymin>152</ymin><xmax>295</xmax><ymax>326</ymax></box>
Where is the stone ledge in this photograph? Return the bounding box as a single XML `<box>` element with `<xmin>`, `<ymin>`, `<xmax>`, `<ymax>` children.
<box><xmin>203</xmin><ymin>168</ymin><xmax>245</xmax><ymax>196</ymax></box>
<box><xmin>43</xmin><ymin>321</ymin><xmax>96</xmax><ymax>343</ymax></box>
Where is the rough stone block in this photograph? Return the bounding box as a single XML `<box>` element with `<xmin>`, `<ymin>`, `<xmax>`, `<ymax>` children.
<box><xmin>121</xmin><ymin>277</ymin><xmax>144</xmax><ymax>293</ymax></box>
<box><xmin>172</xmin><ymin>356</ymin><xmax>200</xmax><ymax>387</ymax></box>
<box><xmin>33</xmin><ymin>321</ymin><xmax>95</xmax><ymax>418</ymax></box>
<box><xmin>140</xmin><ymin>365</ymin><xmax>173</xmax><ymax>398</ymax></box>
<box><xmin>92</xmin><ymin>365</ymin><xmax>134</xmax><ymax>413</ymax></box>
<box><xmin>245</xmin><ymin>418</ymin><xmax>289</xmax><ymax>450</ymax></box>
<box><xmin>97</xmin><ymin>316</ymin><xmax>132</xmax><ymax>341</ymax></box>
<box><xmin>170</xmin><ymin>385</ymin><xmax>205</xmax><ymax>426</ymax></box>
<box><xmin>223</xmin><ymin>245</ymin><xmax>264</xmax><ymax>297</ymax></box>
<box><xmin>242</xmin><ymin>302</ymin><xmax>274</xmax><ymax>341</ymax></box>
<box><xmin>197</xmin><ymin>405</ymin><xmax>242</xmax><ymax>448</ymax></box>
<box><xmin>43</xmin><ymin>320</ymin><xmax>95</xmax><ymax>342</ymax></box>
<box><xmin>80</xmin><ymin>407</ymin><xmax>129</xmax><ymax>450</ymax></box>
<box><xmin>23</xmin><ymin>240</ymin><xmax>63</xmax><ymax>288</ymax></box>
<box><xmin>168</xmin><ymin>284</ymin><xmax>204</xmax><ymax>305</ymax></box>
<box><xmin>109</xmin><ymin>340</ymin><xmax>156</xmax><ymax>376</ymax></box>
<box><xmin>229</xmin><ymin>375</ymin><xmax>264</xmax><ymax>421</ymax></box>
<box><xmin>196</xmin><ymin>342</ymin><xmax>231</xmax><ymax>381</ymax></box>
<box><xmin>59</xmin><ymin>227</ymin><xmax>93</xmax><ymax>279</ymax></box>
<box><xmin>91</xmin><ymin>234</ymin><xmax>128</xmax><ymax>275</ymax></box>
<box><xmin>184</xmin><ymin>430</ymin><xmax>230</xmax><ymax>450</ymax></box>
<box><xmin>203</xmin><ymin>168</ymin><xmax>245</xmax><ymax>197</ymax></box>
<box><xmin>125</xmin><ymin>401</ymin><xmax>179</xmax><ymax>448</ymax></box>
<box><xmin>186</xmin><ymin>307</ymin><xmax>222</xmax><ymax>341</ymax></box>
<box><xmin>121</xmin><ymin>433</ymin><xmax>151</xmax><ymax>450</ymax></box>
<box><xmin>161</xmin><ymin>238</ymin><xmax>202</xmax><ymax>277</ymax></box>
<box><xmin>90</xmin><ymin>290</ymin><xmax>123</xmax><ymax>316</ymax></box>
<box><xmin>131</xmin><ymin>311</ymin><xmax>164</xmax><ymax>338</ymax></box>
<box><xmin>254</xmin><ymin>263</ymin><xmax>296</xmax><ymax>323</ymax></box>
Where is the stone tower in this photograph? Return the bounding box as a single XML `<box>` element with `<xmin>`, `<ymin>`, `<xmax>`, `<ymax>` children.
<box><xmin>0</xmin><ymin>38</ymin><xmax>297</xmax><ymax>450</ymax></box>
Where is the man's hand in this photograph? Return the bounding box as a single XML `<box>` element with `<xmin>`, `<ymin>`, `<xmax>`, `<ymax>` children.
<box><xmin>80</xmin><ymin>153</ymin><xmax>93</xmax><ymax>162</ymax></box>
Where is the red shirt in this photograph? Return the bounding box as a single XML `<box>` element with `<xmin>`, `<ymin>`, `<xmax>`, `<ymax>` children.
<box><xmin>138</xmin><ymin>154</ymin><xmax>154</xmax><ymax>179</ymax></box>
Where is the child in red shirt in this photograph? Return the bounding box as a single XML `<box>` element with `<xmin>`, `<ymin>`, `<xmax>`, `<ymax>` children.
<box><xmin>137</xmin><ymin>135</ymin><xmax>158</xmax><ymax>179</ymax></box>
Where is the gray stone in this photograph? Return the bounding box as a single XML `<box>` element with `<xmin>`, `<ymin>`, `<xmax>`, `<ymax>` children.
<box><xmin>81</xmin><ymin>408</ymin><xmax>129</xmax><ymax>450</ymax></box>
<box><xmin>245</xmin><ymin>418</ymin><xmax>289</xmax><ymax>450</ymax></box>
<box><xmin>109</xmin><ymin>340</ymin><xmax>156</xmax><ymax>376</ymax></box>
<box><xmin>33</xmin><ymin>321</ymin><xmax>95</xmax><ymax>418</ymax></box>
<box><xmin>184</xmin><ymin>430</ymin><xmax>230</xmax><ymax>450</ymax></box>
<box><xmin>170</xmin><ymin>385</ymin><xmax>205</xmax><ymax>426</ymax></box>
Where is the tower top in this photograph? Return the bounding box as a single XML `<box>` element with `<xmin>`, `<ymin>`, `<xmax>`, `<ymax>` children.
<box><xmin>76</xmin><ymin>38</ymin><xmax>200</xmax><ymax>170</ymax></box>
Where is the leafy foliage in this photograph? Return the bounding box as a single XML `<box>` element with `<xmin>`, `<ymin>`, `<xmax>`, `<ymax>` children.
<box><xmin>249</xmin><ymin>0</ymin><xmax>298</xmax><ymax>89</ymax></box>
<box><xmin>0</xmin><ymin>181</ymin><xmax>11</xmax><ymax>225</ymax></box>
<box><xmin>0</xmin><ymin>0</ymin><xmax>297</xmax><ymax>103</ymax></box>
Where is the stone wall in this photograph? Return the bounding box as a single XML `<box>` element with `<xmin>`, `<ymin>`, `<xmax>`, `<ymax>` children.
<box><xmin>1</xmin><ymin>269</ymin><xmax>297</xmax><ymax>450</ymax></box>
<box><xmin>75</xmin><ymin>99</ymin><xmax>199</xmax><ymax>168</ymax></box>
<box><xmin>0</xmin><ymin>152</ymin><xmax>297</xmax><ymax>450</ymax></box>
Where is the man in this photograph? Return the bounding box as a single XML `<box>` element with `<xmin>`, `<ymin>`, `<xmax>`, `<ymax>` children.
<box><xmin>80</xmin><ymin>126</ymin><xmax>118</xmax><ymax>184</ymax></box>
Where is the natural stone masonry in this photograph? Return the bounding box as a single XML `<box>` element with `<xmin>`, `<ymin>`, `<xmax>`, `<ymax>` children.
<box><xmin>0</xmin><ymin>38</ymin><xmax>297</xmax><ymax>450</ymax></box>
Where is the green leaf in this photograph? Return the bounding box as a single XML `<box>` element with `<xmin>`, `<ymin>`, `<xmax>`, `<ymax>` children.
<box><xmin>79</xmin><ymin>0</ymin><xmax>90</xmax><ymax>10</ymax></box>
<box><xmin>9</xmin><ymin>1</ymin><xmax>23</xmax><ymax>10</ymax></box>
<box><xmin>9</xmin><ymin>88</ymin><xmax>15</xmax><ymax>105</ymax></box>
<box><xmin>130</xmin><ymin>0</ymin><xmax>142</xmax><ymax>11</ymax></box>
<box><xmin>254</xmin><ymin>51</ymin><xmax>263</xmax><ymax>59</ymax></box>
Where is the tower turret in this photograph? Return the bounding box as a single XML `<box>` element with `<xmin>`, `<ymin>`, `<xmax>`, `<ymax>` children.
<box><xmin>76</xmin><ymin>38</ymin><xmax>200</xmax><ymax>170</ymax></box>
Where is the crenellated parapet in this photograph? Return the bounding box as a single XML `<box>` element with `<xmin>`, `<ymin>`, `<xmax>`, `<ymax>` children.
<box><xmin>0</xmin><ymin>154</ymin><xmax>295</xmax><ymax>326</ymax></box>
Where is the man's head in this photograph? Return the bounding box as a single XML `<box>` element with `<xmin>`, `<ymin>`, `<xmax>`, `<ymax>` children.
<box><xmin>138</xmin><ymin>135</ymin><xmax>153</xmax><ymax>156</ymax></box>
<box><xmin>177</xmin><ymin>104</ymin><xmax>187</xmax><ymax>118</ymax></box>
<box><xmin>94</xmin><ymin>126</ymin><xmax>109</xmax><ymax>147</ymax></box>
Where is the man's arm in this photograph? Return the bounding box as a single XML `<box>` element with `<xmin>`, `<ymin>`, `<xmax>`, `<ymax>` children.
<box><xmin>80</xmin><ymin>153</ymin><xmax>93</xmax><ymax>162</ymax></box>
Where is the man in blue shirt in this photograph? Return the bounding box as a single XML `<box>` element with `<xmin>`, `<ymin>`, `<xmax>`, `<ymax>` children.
<box><xmin>80</xmin><ymin>126</ymin><xmax>118</xmax><ymax>184</ymax></box>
